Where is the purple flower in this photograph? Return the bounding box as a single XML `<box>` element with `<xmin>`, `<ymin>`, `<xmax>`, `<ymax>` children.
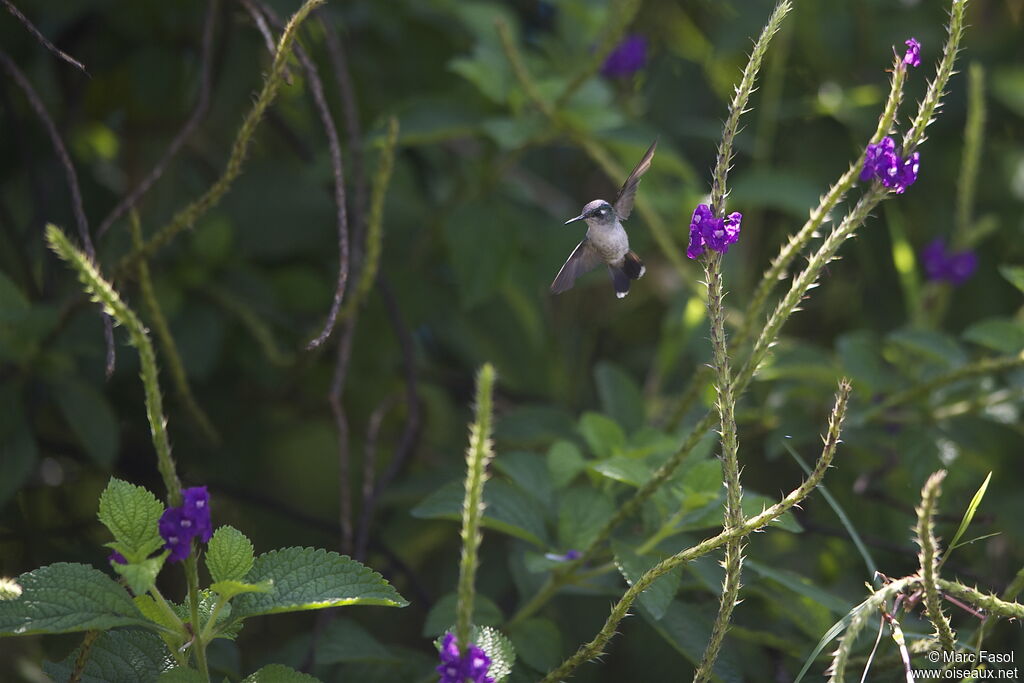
<box><xmin>544</xmin><ymin>549</ymin><xmax>581</xmax><ymax>562</ymax></box>
<box><xmin>108</xmin><ymin>551</ymin><xmax>127</xmax><ymax>565</ymax></box>
<box><xmin>437</xmin><ymin>633</ymin><xmax>494</xmax><ymax>683</ymax></box>
<box><xmin>860</xmin><ymin>137</ymin><xmax>920</xmax><ymax>194</ymax></box>
<box><xmin>686</xmin><ymin>204</ymin><xmax>742</xmax><ymax>259</ymax></box>
<box><xmin>159</xmin><ymin>507</ymin><xmax>194</xmax><ymax>563</ymax></box>
<box><xmin>158</xmin><ymin>486</ymin><xmax>214</xmax><ymax>562</ymax></box>
<box><xmin>601</xmin><ymin>35</ymin><xmax>647</xmax><ymax>78</ymax></box>
<box><xmin>903</xmin><ymin>38</ymin><xmax>921</xmax><ymax>68</ymax></box>
<box><xmin>182</xmin><ymin>486</ymin><xmax>212</xmax><ymax>542</ymax></box>
<box><xmin>921</xmin><ymin>238</ymin><xmax>978</xmax><ymax>286</ymax></box>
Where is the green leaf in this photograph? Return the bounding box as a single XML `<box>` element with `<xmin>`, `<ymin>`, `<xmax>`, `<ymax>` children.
<box><xmin>940</xmin><ymin>471</ymin><xmax>992</xmax><ymax>571</ymax></box>
<box><xmin>449</xmin><ymin>43</ymin><xmax>512</xmax><ymax>104</ymax></box>
<box><xmin>546</xmin><ymin>440</ymin><xmax>586</xmax><ymax>489</ymax></box>
<box><xmin>113</xmin><ymin>555</ymin><xmax>166</xmax><ymax>596</ymax></box>
<box><xmin>133</xmin><ymin>595</ymin><xmax>181</xmax><ymax>634</ymax></box>
<box><xmin>612</xmin><ymin>541</ymin><xmax>681</xmax><ymax>620</ymax></box>
<box><xmin>594</xmin><ymin>362</ymin><xmax>645</xmax><ymax>434</ymax></box>
<box><xmin>206</xmin><ymin>525</ymin><xmax>255</xmax><ymax>584</ymax></box>
<box><xmin>210</xmin><ymin>579</ymin><xmax>273</xmax><ymax>601</ymax></box>
<box><xmin>42</xmin><ymin>629</ymin><xmax>170</xmax><ymax>682</ymax></box>
<box><xmin>558</xmin><ymin>487</ymin><xmax>615</xmax><ymax>550</ymax></box>
<box><xmin>589</xmin><ymin>456</ymin><xmax>652</xmax><ymax>487</ymax></box>
<box><xmin>423</xmin><ymin>592</ymin><xmax>503</xmax><ymax>637</ymax></box>
<box><xmin>998</xmin><ymin>264</ymin><xmax>1024</xmax><ymax>294</ymax></box>
<box><xmin>641</xmin><ymin>600</ymin><xmax>743</xmax><ymax>682</ymax></box>
<box><xmin>577</xmin><ymin>412</ymin><xmax>625</xmax><ymax>458</ymax></box>
<box><xmin>228</xmin><ymin>548</ymin><xmax>407</xmax><ymax>624</ymax></box>
<box><xmin>0</xmin><ymin>563</ymin><xmax>152</xmax><ymax>636</ymax></box>
<box><xmin>746</xmin><ymin>560</ymin><xmax>851</xmax><ymax>616</ymax></box>
<box><xmin>508</xmin><ymin>618</ymin><xmax>561</xmax><ymax>673</ymax></box>
<box><xmin>315</xmin><ymin>617</ymin><xmax>395</xmax><ymax>664</ymax></box>
<box><xmin>411</xmin><ymin>479</ymin><xmax>550</xmax><ymax>547</ymax></box>
<box><xmin>886</xmin><ymin>328</ymin><xmax>967</xmax><ymax>368</ymax></box>
<box><xmin>495</xmin><ymin>451</ymin><xmax>553</xmax><ymax>507</ymax></box>
<box><xmin>241</xmin><ymin>664</ymin><xmax>320</xmax><ymax>682</ymax></box>
<box><xmin>475</xmin><ymin>625</ymin><xmax>516</xmax><ymax>682</ymax></box>
<box><xmin>962</xmin><ymin>318</ymin><xmax>1024</xmax><ymax>354</ymax></box>
<box><xmin>53</xmin><ymin>378</ymin><xmax>119</xmax><ymax>467</ymax></box>
<box><xmin>97</xmin><ymin>478</ymin><xmax>165</xmax><ymax>559</ymax></box>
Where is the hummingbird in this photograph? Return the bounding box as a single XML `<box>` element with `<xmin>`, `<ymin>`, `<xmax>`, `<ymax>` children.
<box><xmin>550</xmin><ymin>139</ymin><xmax>657</xmax><ymax>299</ymax></box>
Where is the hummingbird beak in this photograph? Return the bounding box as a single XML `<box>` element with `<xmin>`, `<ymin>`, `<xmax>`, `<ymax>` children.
<box><xmin>564</xmin><ymin>214</ymin><xmax>585</xmax><ymax>225</ymax></box>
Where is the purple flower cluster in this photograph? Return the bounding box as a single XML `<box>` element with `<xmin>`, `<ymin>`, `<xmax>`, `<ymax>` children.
<box><xmin>921</xmin><ymin>238</ymin><xmax>978</xmax><ymax>286</ymax></box>
<box><xmin>686</xmin><ymin>204</ymin><xmax>742</xmax><ymax>259</ymax></box>
<box><xmin>158</xmin><ymin>487</ymin><xmax>212</xmax><ymax>562</ymax></box>
<box><xmin>860</xmin><ymin>137</ymin><xmax>920</xmax><ymax>194</ymax></box>
<box><xmin>437</xmin><ymin>633</ymin><xmax>494</xmax><ymax>683</ymax></box>
<box><xmin>903</xmin><ymin>38</ymin><xmax>921</xmax><ymax>68</ymax></box>
<box><xmin>601</xmin><ymin>35</ymin><xmax>647</xmax><ymax>78</ymax></box>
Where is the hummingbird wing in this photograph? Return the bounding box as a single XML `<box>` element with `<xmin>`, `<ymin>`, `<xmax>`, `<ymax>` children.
<box><xmin>551</xmin><ymin>239</ymin><xmax>602</xmax><ymax>294</ymax></box>
<box><xmin>613</xmin><ymin>138</ymin><xmax>658</xmax><ymax>221</ymax></box>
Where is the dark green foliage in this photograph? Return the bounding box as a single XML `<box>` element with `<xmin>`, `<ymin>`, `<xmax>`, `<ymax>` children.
<box><xmin>2</xmin><ymin>0</ymin><xmax>1023</xmax><ymax>681</ymax></box>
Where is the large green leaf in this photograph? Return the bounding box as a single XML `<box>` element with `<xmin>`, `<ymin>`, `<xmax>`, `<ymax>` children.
<box><xmin>43</xmin><ymin>628</ymin><xmax>171</xmax><ymax>682</ymax></box>
<box><xmin>411</xmin><ymin>479</ymin><xmax>550</xmax><ymax>547</ymax></box>
<box><xmin>206</xmin><ymin>525</ymin><xmax>255</xmax><ymax>584</ymax></box>
<box><xmin>315</xmin><ymin>617</ymin><xmax>395</xmax><ymax>664</ymax></box>
<box><xmin>577</xmin><ymin>412</ymin><xmax>626</xmax><ymax>458</ymax></box>
<box><xmin>97</xmin><ymin>478</ymin><xmax>165</xmax><ymax>559</ymax></box>
<box><xmin>594</xmin><ymin>362</ymin><xmax>645</xmax><ymax>434</ymax></box>
<box><xmin>0</xmin><ymin>563</ymin><xmax>152</xmax><ymax>636</ymax></box>
<box><xmin>557</xmin><ymin>487</ymin><xmax>614</xmax><ymax>550</ymax></box>
<box><xmin>508</xmin><ymin>618</ymin><xmax>561</xmax><ymax>673</ymax></box>
<box><xmin>962</xmin><ymin>318</ymin><xmax>1024</xmax><ymax>354</ymax></box>
<box><xmin>589</xmin><ymin>456</ymin><xmax>652</xmax><ymax>487</ymax></box>
<box><xmin>495</xmin><ymin>451</ymin><xmax>553</xmax><ymax>507</ymax></box>
<box><xmin>228</xmin><ymin>548</ymin><xmax>408</xmax><ymax>623</ymax></box>
<box><xmin>546</xmin><ymin>440</ymin><xmax>587</xmax><ymax>489</ymax></box>
<box><xmin>612</xmin><ymin>541</ymin><xmax>682</xmax><ymax>620</ymax></box>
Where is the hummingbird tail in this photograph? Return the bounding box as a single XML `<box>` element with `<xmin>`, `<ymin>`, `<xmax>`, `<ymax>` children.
<box><xmin>608</xmin><ymin>266</ymin><xmax>631</xmax><ymax>299</ymax></box>
<box><xmin>623</xmin><ymin>251</ymin><xmax>646</xmax><ymax>280</ymax></box>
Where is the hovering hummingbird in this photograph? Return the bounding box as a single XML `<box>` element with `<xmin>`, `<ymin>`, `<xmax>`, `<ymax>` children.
<box><xmin>550</xmin><ymin>139</ymin><xmax>657</xmax><ymax>299</ymax></box>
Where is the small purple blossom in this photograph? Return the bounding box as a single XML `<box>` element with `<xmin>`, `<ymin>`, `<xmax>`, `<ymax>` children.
<box><xmin>686</xmin><ymin>204</ymin><xmax>742</xmax><ymax>259</ymax></box>
<box><xmin>903</xmin><ymin>38</ymin><xmax>921</xmax><ymax>68</ymax></box>
<box><xmin>158</xmin><ymin>486</ymin><xmax>213</xmax><ymax>562</ymax></box>
<box><xmin>921</xmin><ymin>238</ymin><xmax>978</xmax><ymax>286</ymax></box>
<box><xmin>437</xmin><ymin>633</ymin><xmax>494</xmax><ymax>683</ymax></box>
<box><xmin>182</xmin><ymin>486</ymin><xmax>212</xmax><ymax>542</ymax></box>
<box><xmin>601</xmin><ymin>35</ymin><xmax>647</xmax><ymax>78</ymax></box>
<box><xmin>108</xmin><ymin>551</ymin><xmax>127</xmax><ymax>565</ymax></box>
<box><xmin>159</xmin><ymin>507</ymin><xmax>193</xmax><ymax>562</ymax></box>
<box><xmin>544</xmin><ymin>549</ymin><xmax>581</xmax><ymax>562</ymax></box>
<box><xmin>860</xmin><ymin>136</ymin><xmax>920</xmax><ymax>194</ymax></box>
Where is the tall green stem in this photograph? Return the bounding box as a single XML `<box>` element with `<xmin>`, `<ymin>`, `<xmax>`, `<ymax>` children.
<box><xmin>456</xmin><ymin>364</ymin><xmax>497</xmax><ymax>651</ymax></box>
<box><xmin>45</xmin><ymin>224</ymin><xmax>182</xmax><ymax>505</ymax></box>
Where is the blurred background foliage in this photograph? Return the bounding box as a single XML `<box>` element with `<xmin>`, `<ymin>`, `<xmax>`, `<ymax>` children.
<box><xmin>1</xmin><ymin>0</ymin><xmax>1023</xmax><ymax>680</ymax></box>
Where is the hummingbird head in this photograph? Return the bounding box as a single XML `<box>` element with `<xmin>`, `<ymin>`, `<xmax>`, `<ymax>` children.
<box><xmin>565</xmin><ymin>200</ymin><xmax>616</xmax><ymax>227</ymax></box>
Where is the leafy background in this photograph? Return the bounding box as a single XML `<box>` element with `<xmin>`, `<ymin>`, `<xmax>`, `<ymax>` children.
<box><xmin>1</xmin><ymin>0</ymin><xmax>1022</xmax><ymax>680</ymax></box>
